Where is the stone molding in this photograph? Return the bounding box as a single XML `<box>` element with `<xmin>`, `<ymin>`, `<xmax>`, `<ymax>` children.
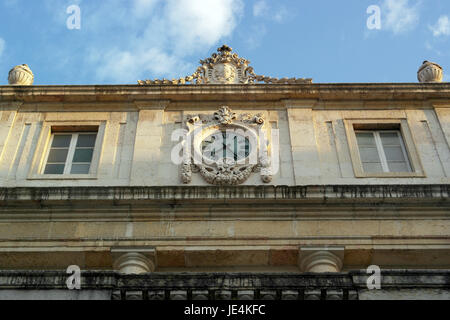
<box><xmin>0</xmin><ymin>185</ymin><xmax>447</xmax><ymax>222</ymax></box>
<box><xmin>1</xmin><ymin>185</ymin><xmax>448</xmax><ymax>202</ymax></box>
<box><xmin>2</xmin><ymin>84</ymin><xmax>450</xmax><ymax>104</ymax></box>
<box><xmin>0</xmin><ymin>270</ymin><xmax>448</xmax><ymax>300</ymax></box>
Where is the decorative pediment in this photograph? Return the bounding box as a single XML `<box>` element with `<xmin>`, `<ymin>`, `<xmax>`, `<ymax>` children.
<box><xmin>138</xmin><ymin>45</ymin><xmax>312</xmax><ymax>85</ymax></box>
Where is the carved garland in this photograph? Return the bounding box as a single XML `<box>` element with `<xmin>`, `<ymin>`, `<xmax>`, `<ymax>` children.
<box><xmin>181</xmin><ymin>106</ymin><xmax>272</xmax><ymax>185</ymax></box>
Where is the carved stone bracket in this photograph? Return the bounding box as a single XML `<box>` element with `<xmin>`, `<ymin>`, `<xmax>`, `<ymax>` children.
<box><xmin>181</xmin><ymin>106</ymin><xmax>273</xmax><ymax>185</ymax></box>
<box><xmin>138</xmin><ymin>45</ymin><xmax>312</xmax><ymax>85</ymax></box>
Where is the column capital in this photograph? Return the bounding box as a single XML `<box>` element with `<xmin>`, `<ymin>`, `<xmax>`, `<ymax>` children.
<box><xmin>298</xmin><ymin>247</ymin><xmax>344</xmax><ymax>273</ymax></box>
<box><xmin>111</xmin><ymin>247</ymin><xmax>156</xmax><ymax>274</ymax></box>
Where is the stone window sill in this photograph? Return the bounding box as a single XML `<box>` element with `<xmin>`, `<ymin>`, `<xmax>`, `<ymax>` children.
<box><xmin>27</xmin><ymin>174</ymin><xmax>98</xmax><ymax>180</ymax></box>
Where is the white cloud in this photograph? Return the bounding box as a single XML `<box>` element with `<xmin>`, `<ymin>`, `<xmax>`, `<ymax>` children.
<box><xmin>429</xmin><ymin>15</ymin><xmax>450</xmax><ymax>37</ymax></box>
<box><xmin>165</xmin><ymin>0</ymin><xmax>242</xmax><ymax>52</ymax></box>
<box><xmin>253</xmin><ymin>0</ymin><xmax>269</xmax><ymax>17</ymax></box>
<box><xmin>94</xmin><ymin>48</ymin><xmax>184</xmax><ymax>82</ymax></box>
<box><xmin>0</xmin><ymin>38</ymin><xmax>5</xmax><ymax>58</ymax></box>
<box><xmin>252</xmin><ymin>0</ymin><xmax>290</xmax><ymax>23</ymax></box>
<box><xmin>132</xmin><ymin>0</ymin><xmax>159</xmax><ymax>17</ymax></box>
<box><xmin>382</xmin><ymin>0</ymin><xmax>420</xmax><ymax>34</ymax></box>
<box><xmin>84</xmin><ymin>0</ymin><xmax>243</xmax><ymax>83</ymax></box>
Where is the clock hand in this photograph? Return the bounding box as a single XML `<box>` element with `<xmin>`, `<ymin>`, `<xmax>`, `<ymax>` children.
<box><xmin>225</xmin><ymin>143</ymin><xmax>238</xmax><ymax>158</ymax></box>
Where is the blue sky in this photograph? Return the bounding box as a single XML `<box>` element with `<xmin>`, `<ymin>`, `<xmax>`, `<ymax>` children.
<box><xmin>0</xmin><ymin>0</ymin><xmax>449</xmax><ymax>85</ymax></box>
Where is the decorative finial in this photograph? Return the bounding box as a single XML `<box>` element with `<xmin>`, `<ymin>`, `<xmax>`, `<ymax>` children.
<box><xmin>217</xmin><ymin>45</ymin><xmax>232</xmax><ymax>53</ymax></box>
<box><xmin>8</xmin><ymin>64</ymin><xmax>34</xmax><ymax>85</ymax></box>
<box><xmin>418</xmin><ymin>60</ymin><xmax>443</xmax><ymax>83</ymax></box>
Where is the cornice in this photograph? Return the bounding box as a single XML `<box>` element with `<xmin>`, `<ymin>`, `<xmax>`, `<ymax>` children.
<box><xmin>0</xmin><ymin>184</ymin><xmax>448</xmax><ymax>202</ymax></box>
<box><xmin>1</xmin><ymin>83</ymin><xmax>450</xmax><ymax>105</ymax></box>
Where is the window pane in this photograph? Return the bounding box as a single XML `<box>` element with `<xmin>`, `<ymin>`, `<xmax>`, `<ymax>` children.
<box><xmin>380</xmin><ymin>132</ymin><xmax>401</xmax><ymax>146</ymax></box>
<box><xmin>76</xmin><ymin>134</ymin><xmax>97</xmax><ymax>148</ymax></box>
<box><xmin>47</xmin><ymin>149</ymin><xmax>69</xmax><ymax>163</ymax></box>
<box><xmin>362</xmin><ymin>162</ymin><xmax>383</xmax><ymax>173</ymax></box>
<box><xmin>51</xmin><ymin>135</ymin><xmax>72</xmax><ymax>148</ymax></box>
<box><xmin>71</xmin><ymin>164</ymin><xmax>91</xmax><ymax>174</ymax></box>
<box><xmin>359</xmin><ymin>147</ymin><xmax>380</xmax><ymax>163</ymax></box>
<box><xmin>384</xmin><ymin>146</ymin><xmax>406</xmax><ymax>161</ymax></box>
<box><xmin>44</xmin><ymin>164</ymin><xmax>65</xmax><ymax>174</ymax></box>
<box><xmin>72</xmin><ymin>149</ymin><xmax>94</xmax><ymax>163</ymax></box>
<box><xmin>356</xmin><ymin>132</ymin><xmax>376</xmax><ymax>146</ymax></box>
<box><xmin>388</xmin><ymin>162</ymin><xmax>409</xmax><ymax>172</ymax></box>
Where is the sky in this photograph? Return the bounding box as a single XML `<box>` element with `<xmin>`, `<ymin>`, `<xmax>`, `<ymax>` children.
<box><xmin>0</xmin><ymin>0</ymin><xmax>449</xmax><ymax>85</ymax></box>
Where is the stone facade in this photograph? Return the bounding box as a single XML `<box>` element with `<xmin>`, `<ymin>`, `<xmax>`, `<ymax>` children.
<box><xmin>0</xmin><ymin>47</ymin><xmax>449</xmax><ymax>300</ymax></box>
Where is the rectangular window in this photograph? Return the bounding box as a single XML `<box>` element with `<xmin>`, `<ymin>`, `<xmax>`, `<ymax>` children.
<box><xmin>344</xmin><ymin>119</ymin><xmax>424</xmax><ymax>178</ymax></box>
<box><xmin>43</xmin><ymin>132</ymin><xmax>97</xmax><ymax>175</ymax></box>
<box><xmin>355</xmin><ymin>130</ymin><xmax>411</xmax><ymax>173</ymax></box>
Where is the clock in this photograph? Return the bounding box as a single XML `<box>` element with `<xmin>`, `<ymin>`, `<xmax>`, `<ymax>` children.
<box><xmin>182</xmin><ymin>106</ymin><xmax>272</xmax><ymax>185</ymax></box>
<box><xmin>201</xmin><ymin>131</ymin><xmax>251</xmax><ymax>162</ymax></box>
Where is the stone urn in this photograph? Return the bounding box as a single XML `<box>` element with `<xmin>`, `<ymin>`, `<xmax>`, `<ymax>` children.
<box><xmin>8</xmin><ymin>64</ymin><xmax>34</xmax><ymax>85</ymax></box>
<box><xmin>417</xmin><ymin>61</ymin><xmax>443</xmax><ymax>83</ymax></box>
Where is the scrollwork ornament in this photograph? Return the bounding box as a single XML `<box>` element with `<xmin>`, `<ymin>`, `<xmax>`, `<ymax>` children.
<box><xmin>139</xmin><ymin>45</ymin><xmax>312</xmax><ymax>85</ymax></box>
<box><xmin>181</xmin><ymin>163</ymin><xmax>192</xmax><ymax>184</ymax></box>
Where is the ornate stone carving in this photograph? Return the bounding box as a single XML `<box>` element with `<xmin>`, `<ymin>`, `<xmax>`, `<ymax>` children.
<box><xmin>326</xmin><ymin>289</ymin><xmax>343</xmax><ymax>300</ymax></box>
<box><xmin>138</xmin><ymin>45</ymin><xmax>312</xmax><ymax>85</ymax></box>
<box><xmin>170</xmin><ymin>290</ymin><xmax>187</xmax><ymax>300</ymax></box>
<box><xmin>181</xmin><ymin>106</ymin><xmax>273</xmax><ymax>185</ymax></box>
<box><xmin>215</xmin><ymin>290</ymin><xmax>232</xmax><ymax>300</ymax></box>
<box><xmin>281</xmin><ymin>290</ymin><xmax>298</xmax><ymax>300</ymax></box>
<box><xmin>304</xmin><ymin>289</ymin><xmax>321</xmax><ymax>300</ymax></box>
<box><xmin>418</xmin><ymin>61</ymin><xmax>443</xmax><ymax>83</ymax></box>
<box><xmin>198</xmin><ymin>158</ymin><xmax>255</xmax><ymax>186</ymax></box>
<box><xmin>192</xmin><ymin>290</ymin><xmax>209</xmax><ymax>300</ymax></box>
<box><xmin>148</xmin><ymin>290</ymin><xmax>165</xmax><ymax>300</ymax></box>
<box><xmin>238</xmin><ymin>290</ymin><xmax>254</xmax><ymax>300</ymax></box>
<box><xmin>214</xmin><ymin>106</ymin><xmax>236</xmax><ymax>125</ymax></box>
<box><xmin>125</xmin><ymin>291</ymin><xmax>144</xmax><ymax>300</ymax></box>
<box><xmin>260</xmin><ymin>290</ymin><xmax>277</xmax><ymax>300</ymax></box>
<box><xmin>8</xmin><ymin>64</ymin><xmax>34</xmax><ymax>85</ymax></box>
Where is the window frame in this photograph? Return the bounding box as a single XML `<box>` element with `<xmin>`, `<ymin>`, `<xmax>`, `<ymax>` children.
<box><xmin>354</xmin><ymin>129</ymin><xmax>412</xmax><ymax>174</ymax></box>
<box><xmin>42</xmin><ymin>132</ymin><xmax>98</xmax><ymax>175</ymax></box>
<box><xmin>344</xmin><ymin>119</ymin><xmax>425</xmax><ymax>178</ymax></box>
<box><xmin>28</xmin><ymin>121</ymin><xmax>105</xmax><ymax>180</ymax></box>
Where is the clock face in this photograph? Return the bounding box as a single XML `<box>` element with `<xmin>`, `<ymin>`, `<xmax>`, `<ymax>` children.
<box><xmin>201</xmin><ymin>131</ymin><xmax>251</xmax><ymax>161</ymax></box>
